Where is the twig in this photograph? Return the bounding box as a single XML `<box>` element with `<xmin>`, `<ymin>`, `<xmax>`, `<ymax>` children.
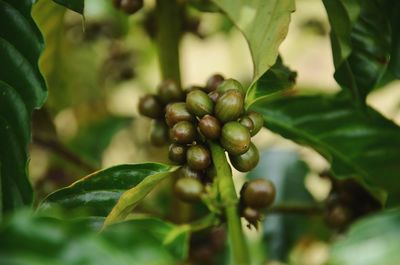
<box><xmin>33</xmin><ymin>135</ymin><xmax>96</xmax><ymax>173</ymax></box>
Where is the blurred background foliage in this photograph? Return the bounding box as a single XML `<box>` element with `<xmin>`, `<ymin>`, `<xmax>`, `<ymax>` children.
<box><xmin>13</xmin><ymin>0</ymin><xmax>399</xmax><ymax>264</ymax></box>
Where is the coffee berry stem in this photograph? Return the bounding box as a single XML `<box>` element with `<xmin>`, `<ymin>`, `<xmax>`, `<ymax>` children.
<box><xmin>209</xmin><ymin>141</ymin><xmax>250</xmax><ymax>265</ymax></box>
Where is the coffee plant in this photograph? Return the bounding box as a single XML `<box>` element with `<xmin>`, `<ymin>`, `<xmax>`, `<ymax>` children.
<box><xmin>0</xmin><ymin>0</ymin><xmax>399</xmax><ymax>264</ymax></box>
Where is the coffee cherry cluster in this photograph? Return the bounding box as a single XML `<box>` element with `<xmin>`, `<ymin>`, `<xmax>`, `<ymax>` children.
<box><xmin>239</xmin><ymin>179</ymin><xmax>276</xmax><ymax>228</ymax></box>
<box><xmin>323</xmin><ymin>177</ymin><xmax>380</xmax><ymax>230</ymax></box>
<box><xmin>138</xmin><ymin>75</ymin><xmax>264</xmax><ymax>204</ymax></box>
<box><xmin>112</xmin><ymin>0</ymin><xmax>143</xmax><ymax>15</ymax></box>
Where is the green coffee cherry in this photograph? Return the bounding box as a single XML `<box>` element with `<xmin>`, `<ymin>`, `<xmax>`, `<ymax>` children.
<box><xmin>215</xmin><ymin>90</ymin><xmax>244</xmax><ymax>123</ymax></box>
<box><xmin>220</xmin><ymin>121</ymin><xmax>250</xmax><ymax>155</ymax></box>
<box><xmin>186</xmin><ymin>90</ymin><xmax>214</xmax><ymax>118</ymax></box>
<box><xmin>119</xmin><ymin>0</ymin><xmax>143</xmax><ymax>14</ymax></box>
<box><xmin>229</xmin><ymin>143</ymin><xmax>259</xmax><ymax>172</ymax></box>
<box><xmin>138</xmin><ymin>94</ymin><xmax>163</xmax><ymax>119</ymax></box>
<box><xmin>217</xmin><ymin>78</ymin><xmax>245</xmax><ymax>95</ymax></box>
<box><xmin>179</xmin><ymin>165</ymin><xmax>203</xmax><ymax>180</ymax></box>
<box><xmin>238</xmin><ymin>116</ymin><xmax>254</xmax><ymax>134</ymax></box>
<box><xmin>198</xmin><ymin>115</ymin><xmax>221</xmax><ymax>140</ymax></box>
<box><xmin>205</xmin><ymin>74</ymin><xmax>224</xmax><ymax>92</ymax></box>
<box><xmin>185</xmin><ymin>85</ymin><xmax>204</xmax><ymax>94</ymax></box>
<box><xmin>208</xmin><ymin>90</ymin><xmax>220</xmax><ymax>103</ymax></box>
<box><xmin>170</xmin><ymin>121</ymin><xmax>197</xmax><ymax>144</ymax></box>
<box><xmin>168</xmin><ymin>143</ymin><xmax>187</xmax><ymax>164</ymax></box>
<box><xmin>247</xmin><ymin>111</ymin><xmax>263</xmax><ymax>136</ymax></box>
<box><xmin>174</xmin><ymin>177</ymin><xmax>204</xmax><ymax>203</ymax></box>
<box><xmin>157</xmin><ymin>79</ymin><xmax>184</xmax><ymax>104</ymax></box>
<box><xmin>187</xmin><ymin>144</ymin><xmax>211</xmax><ymax>170</ymax></box>
<box><xmin>242</xmin><ymin>179</ymin><xmax>276</xmax><ymax>209</ymax></box>
<box><xmin>165</xmin><ymin>102</ymin><xmax>194</xmax><ymax>127</ymax></box>
<box><xmin>150</xmin><ymin>120</ymin><xmax>169</xmax><ymax>146</ymax></box>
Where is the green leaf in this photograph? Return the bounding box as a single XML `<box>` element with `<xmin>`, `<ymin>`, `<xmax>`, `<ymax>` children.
<box><xmin>53</xmin><ymin>0</ymin><xmax>84</xmax><ymax>14</ymax></box>
<box><xmin>211</xmin><ymin>0</ymin><xmax>295</xmax><ymax>82</ymax></box>
<box><xmin>328</xmin><ymin>208</ymin><xmax>400</xmax><ymax>265</ymax></box>
<box><xmin>247</xmin><ymin>149</ymin><xmax>328</xmax><ymax>261</ymax></box>
<box><xmin>0</xmin><ymin>211</ymin><xmax>189</xmax><ymax>264</ymax></box>
<box><xmin>68</xmin><ymin>116</ymin><xmax>132</xmax><ymax>167</ymax></box>
<box><xmin>251</xmin><ymin>94</ymin><xmax>400</xmax><ymax>200</ymax></box>
<box><xmin>103</xmin><ymin>166</ymin><xmax>178</xmax><ymax>228</ymax></box>
<box><xmin>323</xmin><ymin>0</ymin><xmax>391</xmax><ymax>105</ymax></box>
<box><xmin>38</xmin><ymin>163</ymin><xmax>176</xmax><ymax>217</ymax></box>
<box><xmin>0</xmin><ymin>0</ymin><xmax>47</xmax><ymax>218</ymax></box>
<box><xmin>384</xmin><ymin>1</ymin><xmax>400</xmax><ymax>81</ymax></box>
<box><xmin>245</xmin><ymin>56</ymin><xmax>296</xmax><ymax>107</ymax></box>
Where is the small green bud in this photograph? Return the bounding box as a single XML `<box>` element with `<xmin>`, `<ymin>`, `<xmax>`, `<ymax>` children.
<box><xmin>165</xmin><ymin>102</ymin><xmax>194</xmax><ymax>127</ymax></box>
<box><xmin>215</xmin><ymin>90</ymin><xmax>244</xmax><ymax>123</ymax></box>
<box><xmin>229</xmin><ymin>143</ymin><xmax>259</xmax><ymax>172</ymax></box>
<box><xmin>208</xmin><ymin>90</ymin><xmax>220</xmax><ymax>103</ymax></box>
<box><xmin>138</xmin><ymin>94</ymin><xmax>163</xmax><ymax>119</ymax></box>
<box><xmin>242</xmin><ymin>207</ymin><xmax>260</xmax><ymax>227</ymax></box>
<box><xmin>157</xmin><ymin>79</ymin><xmax>184</xmax><ymax>104</ymax></box>
<box><xmin>187</xmin><ymin>144</ymin><xmax>211</xmax><ymax>170</ymax></box>
<box><xmin>220</xmin><ymin>121</ymin><xmax>250</xmax><ymax>155</ymax></box>
<box><xmin>170</xmin><ymin>121</ymin><xmax>197</xmax><ymax>144</ymax></box>
<box><xmin>198</xmin><ymin>115</ymin><xmax>221</xmax><ymax>140</ymax></box>
<box><xmin>186</xmin><ymin>90</ymin><xmax>214</xmax><ymax>118</ymax></box>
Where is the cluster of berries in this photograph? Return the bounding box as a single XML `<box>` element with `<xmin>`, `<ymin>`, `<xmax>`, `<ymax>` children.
<box><xmin>138</xmin><ymin>75</ymin><xmax>264</xmax><ymax>203</ymax></box>
<box><xmin>112</xmin><ymin>0</ymin><xmax>143</xmax><ymax>15</ymax></box>
<box><xmin>239</xmin><ymin>179</ymin><xmax>276</xmax><ymax>228</ymax></box>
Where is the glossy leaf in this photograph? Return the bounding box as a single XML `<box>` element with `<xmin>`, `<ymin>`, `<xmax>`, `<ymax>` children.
<box><xmin>68</xmin><ymin>116</ymin><xmax>132</xmax><ymax>167</ymax></box>
<box><xmin>38</xmin><ymin>163</ymin><xmax>176</xmax><ymax>217</ymax></box>
<box><xmin>247</xmin><ymin>149</ymin><xmax>328</xmax><ymax>261</ymax></box>
<box><xmin>103</xmin><ymin>166</ymin><xmax>178</xmax><ymax>228</ymax></box>
<box><xmin>0</xmin><ymin>0</ymin><xmax>47</xmax><ymax>218</ymax></box>
<box><xmin>212</xmin><ymin>0</ymin><xmax>295</xmax><ymax>82</ymax></box>
<box><xmin>53</xmin><ymin>0</ymin><xmax>83</xmax><ymax>14</ymax></box>
<box><xmin>251</xmin><ymin>95</ymin><xmax>400</xmax><ymax>199</ymax></box>
<box><xmin>323</xmin><ymin>0</ymin><xmax>391</xmax><ymax>105</ymax></box>
<box><xmin>328</xmin><ymin>208</ymin><xmax>400</xmax><ymax>265</ymax></box>
<box><xmin>245</xmin><ymin>56</ymin><xmax>296</xmax><ymax>107</ymax></box>
<box><xmin>385</xmin><ymin>1</ymin><xmax>400</xmax><ymax>80</ymax></box>
<box><xmin>0</xmin><ymin>211</ymin><xmax>189</xmax><ymax>264</ymax></box>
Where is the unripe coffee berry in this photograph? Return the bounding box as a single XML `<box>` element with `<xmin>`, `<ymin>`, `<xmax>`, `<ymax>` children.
<box><xmin>179</xmin><ymin>165</ymin><xmax>203</xmax><ymax>180</ymax></box>
<box><xmin>217</xmin><ymin>78</ymin><xmax>245</xmax><ymax>95</ymax></box>
<box><xmin>119</xmin><ymin>0</ymin><xmax>143</xmax><ymax>14</ymax></box>
<box><xmin>198</xmin><ymin>115</ymin><xmax>221</xmax><ymax>140</ymax></box>
<box><xmin>157</xmin><ymin>79</ymin><xmax>184</xmax><ymax>104</ymax></box>
<box><xmin>186</xmin><ymin>90</ymin><xmax>214</xmax><ymax>117</ymax></box>
<box><xmin>165</xmin><ymin>102</ymin><xmax>194</xmax><ymax>127</ymax></box>
<box><xmin>220</xmin><ymin>121</ymin><xmax>250</xmax><ymax>155</ymax></box>
<box><xmin>215</xmin><ymin>90</ymin><xmax>244</xmax><ymax>123</ymax></box>
<box><xmin>187</xmin><ymin>145</ymin><xmax>211</xmax><ymax>170</ymax></box>
<box><xmin>238</xmin><ymin>116</ymin><xmax>254</xmax><ymax>134</ymax></box>
<box><xmin>170</xmin><ymin>121</ymin><xmax>197</xmax><ymax>144</ymax></box>
<box><xmin>168</xmin><ymin>143</ymin><xmax>187</xmax><ymax>164</ymax></box>
<box><xmin>174</xmin><ymin>177</ymin><xmax>204</xmax><ymax>203</ymax></box>
<box><xmin>242</xmin><ymin>207</ymin><xmax>260</xmax><ymax>225</ymax></box>
<box><xmin>150</xmin><ymin>120</ymin><xmax>169</xmax><ymax>146</ymax></box>
<box><xmin>247</xmin><ymin>111</ymin><xmax>263</xmax><ymax>136</ymax></box>
<box><xmin>138</xmin><ymin>94</ymin><xmax>163</xmax><ymax>119</ymax></box>
<box><xmin>229</xmin><ymin>143</ymin><xmax>259</xmax><ymax>172</ymax></box>
<box><xmin>205</xmin><ymin>74</ymin><xmax>224</xmax><ymax>92</ymax></box>
<box><xmin>242</xmin><ymin>179</ymin><xmax>276</xmax><ymax>209</ymax></box>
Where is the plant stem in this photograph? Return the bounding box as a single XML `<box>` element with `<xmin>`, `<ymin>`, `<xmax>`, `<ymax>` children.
<box><xmin>155</xmin><ymin>0</ymin><xmax>182</xmax><ymax>86</ymax></box>
<box><xmin>209</xmin><ymin>142</ymin><xmax>250</xmax><ymax>265</ymax></box>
